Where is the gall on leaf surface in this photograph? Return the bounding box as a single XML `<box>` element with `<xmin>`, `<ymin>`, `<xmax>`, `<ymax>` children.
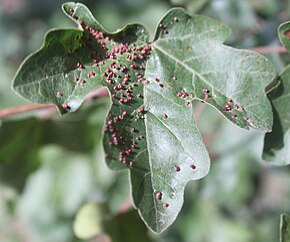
<box><xmin>12</xmin><ymin>2</ymin><xmax>275</xmax><ymax>233</ymax></box>
<box><xmin>263</xmin><ymin>21</ymin><xmax>290</xmax><ymax>165</ymax></box>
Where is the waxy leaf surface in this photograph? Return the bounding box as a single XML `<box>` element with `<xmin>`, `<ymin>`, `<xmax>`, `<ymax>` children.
<box><xmin>13</xmin><ymin>2</ymin><xmax>275</xmax><ymax>232</ymax></box>
<box><xmin>263</xmin><ymin>21</ymin><xmax>290</xmax><ymax>165</ymax></box>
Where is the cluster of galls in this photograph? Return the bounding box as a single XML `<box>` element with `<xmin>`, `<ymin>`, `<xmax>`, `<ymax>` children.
<box><xmin>223</xmin><ymin>97</ymin><xmax>248</xmax><ymax>121</ymax></box>
<box><xmin>64</xmin><ymin>7</ymin><xmax>202</xmax><ymax>208</ymax></box>
<box><xmin>175</xmin><ymin>86</ymin><xmax>249</xmax><ymax>123</ymax></box>
<box><xmin>57</xmin><ymin>7</ymin><xmax>153</xmax><ymax>172</ymax></box>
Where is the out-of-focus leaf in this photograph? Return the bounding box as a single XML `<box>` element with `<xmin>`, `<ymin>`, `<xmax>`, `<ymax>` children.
<box><xmin>204</xmin><ymin>0</ymin><xmax>259</xmax><ymax>45</ymax></box>
<box><xmin>16</xmin><ymin>145</ymin><xmax>100</xmax><ymax>242</ymax></box>
<box><xmin>173</xmin><ymin>197</ymin><xmax>253</xmax><ymax>242</ymax></box>
<box><xmin>170</xmin><ymin>0</ymin><xmax>209</xmax><ymax>13</ymax></box>
<box><xmin>104</xmin><ymin>210</ymin><xmax>154</xmax><ymax>242</ymax></box>
<box><xmin>280</xmin><ymin>214</ymin><xmax>290</xmax><ymax>242</ymax></box>
<box><xmin>263</xmin><ymin>21</ymin><xmax>290</xmax><ymax>165</ymax></box>
<box><xmin>252</xmin><ymin>0</ymin><xmax>280</xmax><ymax>17</ymax></box>
<box><xmin>74</xmin><ymin>203</ymin><xmax>103</xmax><ymax>240</ymax></box>
<box><xmin>0</xmin><ymin>70</ymin><xmax>28</xmax><ymax>109</ymax></box>
<box><xmin>106</xmin><ymin>171</ymin><xmax>130</xmax><ymax>214</ymax></box>
<box><xmin>0</xmin><ymin>97</ymin><xmax>110</xmax><ymax>189</ymax></box>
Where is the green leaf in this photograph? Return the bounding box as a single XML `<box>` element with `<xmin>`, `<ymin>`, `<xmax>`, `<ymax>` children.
<box><xmin>263</xmin><ymin>22</ymin><xmax>290</xmax><ymax>165</ymax></box>
<box><xmin>12</xmin><ymin>2</ymin><xmax>275</xmax><ymax>232</ymax></box>
<box><xmin>0</xmin><ymin>98</ymin><xmax>109</xmax><ymax>189</ymax></box>
<box><xmin>17</xmin><ymin>145</ymin><xmax>99</xmax><ymax>242</ymax></box>
<box><xmin>170</xmin><ymin>0</ymin><xmax>209</xmax><ymax>13</ymax></box>
<box><xmin>104</xmin><ymin>210</ymin><xmax>154</xmax><ymax>242</ymax></box>
<box><xmin>280</xmin><ymin>214</ymin><xmax>290</xmax><ymax>242</ymax></box>
<box><xmin>73</xmin><ymin>203</ymin><xmax>103</xmax><ymax>240</ymax></box>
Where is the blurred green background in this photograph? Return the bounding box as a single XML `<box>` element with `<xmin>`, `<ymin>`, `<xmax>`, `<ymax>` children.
<box><xmin>1</xmin><ymin>0</ymin><xmax>290</xmax><ymax>241</ymax></box>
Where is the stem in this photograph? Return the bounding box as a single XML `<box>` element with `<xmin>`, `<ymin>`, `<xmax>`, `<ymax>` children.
<box><xmin>250</xmin><ymin>45</ymin><xmax>287</xmax><ymax>54</ymax></box>
<box><xmin>0</xmin><ymin>87</ymin><xmax>109</xmax><ymax>119</ymax></box>
<box><xmin>0</xmin><ymin>104</ymin><xmax>56</xmax><ymax>118</ymax></box>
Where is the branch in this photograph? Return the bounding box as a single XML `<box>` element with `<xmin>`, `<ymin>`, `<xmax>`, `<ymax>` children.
<box><xmin>250</xmin><ymin>45</ymin><xmax>288</xmax><ymax>54</ymax></box>
<box><xmin>0</xmin><ymin>104</ymin><xmax>56</xmax><ymax>119</ymax></box>
<box><xmin>0</xmin><ymin>87</ymin><xmax>109</xmax><ymax>119</ymax></box>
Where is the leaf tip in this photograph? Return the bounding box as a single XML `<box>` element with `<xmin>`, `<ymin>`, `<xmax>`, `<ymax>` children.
<box><xmin>62</xmin><ymin>2</ymin><xmax>77</xmax><ymax>14</ymax></box>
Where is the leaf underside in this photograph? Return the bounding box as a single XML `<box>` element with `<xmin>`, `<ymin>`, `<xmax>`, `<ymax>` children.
<box><xmin>13</xmin><ymin>2</ymin><xmax>275</xmax><ymax>232</ymax></box>
<box><xmin>263</xmin><ymin>21</ymin><xmax>290</xmax><ymax>165</ymax></box>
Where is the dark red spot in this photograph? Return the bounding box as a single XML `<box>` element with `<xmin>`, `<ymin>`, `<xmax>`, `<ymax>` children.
<box><xmin>177</xmin><ymin>89</ymin><xmax>188</xmax><ymax>99</ymax></box>
<box><xmin>88</xmin><ymin>71</ymin><xmax>95</xmax><ymax>78</ymax></box>
<box><xmin>224</xmin><ymin>104</ymin><xmax>231</xmax><ymax>111</ymax></box>
<box><xmin>159</xmin><ymin>83</ymin><xmax>164</xmax><ymax>88</ymax></box>
<box><xmin>185</xmin><ymin>101</ymin><xmax>191</xmax><ymax>107</ymax></box>
<box><xmin>227</xmin><ymin>98</ymin><xmax>233</xmax><ymax>103</ymax></box>
<box><xmin>56</xmin><ymin>91</ymin><xmax>62</xmax><ymax>98</ymax></box>
<box><xmin>234</xmin><ymin>104</ymin><xmax>239</xmax><ymax>109</ymax></box>
<box><xmin>162</xmin><ymin>114</ymin><xmax>168</xmax><ymax>119</ymax></box>
<box><xmin>114</xmin><ymin>116</ymin><xmax>119</xmax><ymax>123</ymax></box>
<box><xmin>163</xmin><ymin>29</ymin><xmax>169</xmax><ymax>34</ymax></box>
<box><xmin>74</xmin><ymin>76</ymin><xmax>79</xmax><ymax>83</ymax></box>
<box><xmin>164</xmin><ymin>203</ymin><xmax>169</xmax><ymax>208</ymax></box>
<box><xmin>204</xmin><ymin>94</ymin><xmax>210</xmax><ymax>99</ymax></box>
<box><xmin>244</xmin><ymin>115</ymin><xmax>249</xmax><ymax>121</ymax></box>
<box><xmin>175</xmin><ymin>166</ymin><xmax>181</xmax><ymax>172</ymax></box>
<box><xmin>156</xmin><ymin>192</ymin><xmax>162</xmax><ymax>200</ymax></box>
<box><xmin>190</xmin><ymin>164</ymin><xmax>196</xmax><ymax>170</ymax></box>
<box><xmin>284</xmin><ymin>30</ymin><xmax>290</xmax><ymax>39</ymax></box>
<box><xmin>76</xmin><ymin>62</ymin><xmax>83</xmax><ymax>69</ymax></box>
<box><xmin>154</xmin><ymin>77</ymin><xmax>159</xmax><ymax>82</ymax></box>
<box><xmin>62</xmin><ymin>103</ymin><xmax>70</xmax><ymax>109</ymax></box>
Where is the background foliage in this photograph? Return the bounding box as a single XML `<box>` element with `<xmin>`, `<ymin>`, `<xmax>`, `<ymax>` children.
<box><xmin>1</xmin><ymin>0</ymin><xmax>290</xmax><ymax>241</ymax></box>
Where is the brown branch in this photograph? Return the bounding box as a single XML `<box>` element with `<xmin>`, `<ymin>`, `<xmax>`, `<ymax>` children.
<box><xmin>250</xmin><ymin>45</ymin><xmax>288</xmax><ymax>54</ymax></box>
<box><xmin>0</xmin><ymin>104</ymin><xmax>56</xmax><ymax>119</ymax></box>
<box><xmin>0</xmin><ymin>87</ymin><xmax>109</xmax><ymax>119</ymax></box>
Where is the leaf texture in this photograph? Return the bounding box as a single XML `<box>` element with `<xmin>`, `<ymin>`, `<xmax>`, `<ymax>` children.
<box><xmin>263</xmin><ymin>21</ymin><xmax>290</xmax><ymax>165</ymax></box>
<box><xmin>13</xmin><ymin>2</ymin><xmax>275</xmax><ymax>232</ymax></box>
